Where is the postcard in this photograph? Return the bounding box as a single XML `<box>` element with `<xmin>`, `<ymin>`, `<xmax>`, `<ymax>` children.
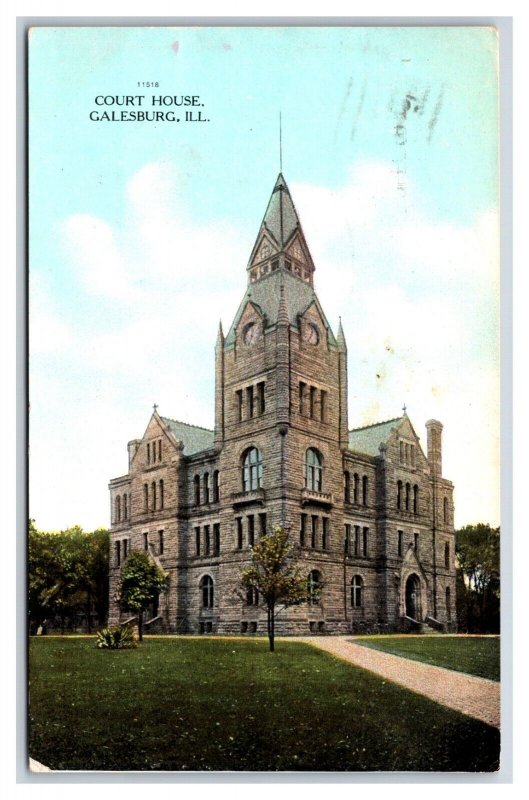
<box><xmin>28</xmin><ymin>25</ymin><xmax>500</xmax><ymax>774</ymax></box>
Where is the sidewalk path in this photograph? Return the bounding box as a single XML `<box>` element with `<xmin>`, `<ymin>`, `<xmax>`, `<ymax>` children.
<box><xmin>298</xmin><ymin>636</ymin><xmax>500</xmax><ymax>729</ymax></box>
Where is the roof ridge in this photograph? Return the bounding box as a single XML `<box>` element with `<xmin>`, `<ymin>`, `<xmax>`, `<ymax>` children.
<box><xmin>349</xmin><ymin>416</ymin><xmax>402</xmax><ymax>433</ymax></box>
<box><xmin>161</xmin><ymin>416</ymin><xmax>214</xmax><ymax>434</ymax></box>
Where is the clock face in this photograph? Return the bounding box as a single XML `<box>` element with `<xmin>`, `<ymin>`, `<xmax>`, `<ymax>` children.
<box><xmin>243</xmin><ymin>322</ymin><xmax>259</xmax><ymax>345</ymax></box>
<box><xmin>303</xmin><ymin>322</ymin><xmax>320</xmax><ymax>345</ymax></box>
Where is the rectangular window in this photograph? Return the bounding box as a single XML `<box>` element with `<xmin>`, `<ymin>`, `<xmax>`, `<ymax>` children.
<box><xmin>354</xmin><ymin>525</ymin><xmax>360</xmax><ymax>557</ymax></box>
<box><xmin>147</xmin><ymin>442</ymin><xmax>151</xmax><ymax>464</ymax></box>
<box><xmin>213</xmin><ymin>523</ymin><xmax>220</xmax><ymax>555</ymax></box>
<box><xmin>311</xmin><ymin>515</ymin><xmax>318</xmax><ymax>549</ymax></box>
<box><xmin>309</xmin><ymin>386</ymin><xmax>317</xmax><ymax>419</ymax></box>
<box><xmin>144</xmin><ymin>532</ymin><xmax>149</xmax><ymax>551</ymax></box>
<box><xmin>159</xmin><ymin>479</ymin><xmax>164</xmax><ymax>510</ymax></box>
<box><xmin>159</xmin><ymin>530</ymin><xmax>164</xmax><ymax>555</ymax></box>
<box><xmin>414</xmin><ymin>532</ymin><xmax>419</xmax><ymax>551</ymax></box>
<box><xmin>247</xmin><ymin>515</ymin><xmax>255</xmax><ymax>547</ymax></box>
<box><xmin>345</xmin><ymin>524</ymin><xmax>351</xmax><ymax>556</ymax></box>
<box><xmin>259</xmin><ymin>513</ymin><xmax>267</xmax><ymax>538</ymax></box>
<box><xmin>398</xmin><ymin>530</ymin><xmax>403</xmax><ymax>557</ymax></box>
<box><xmin>320</xmin><ymin>390</ymin><xmax>327</xmax><ymax>422</ymax></box>
<box><xmin>246</xmin><ymin>385</ymin><xmax>254</xmax><ymax>419</ymax></box>
<box><xmin>144</xmin><ymin>483</ymin><xmax>148</xmax><ymax>511</ymax></box>
<box><xmin>204</xmin><ymin>525</ymin><xmax>210</xmax><ymax>555</ymax></box>
<box><xmin>299</xmin><ymin>382</ymin><xmax>306</xmax><ymax>415</ymax></box>
<box><xmin>123</xmin><ymin>539</ymin><xmax>128</xmax><ymax>559</ymax></box>
<box><xmin>322</xmin><ymin>517</ymin><xmax>329</xmax><ymax>550</ymax></box>
<box><xmin>158</xmin><ymin>439</ymin><xmax>162</xmax><ymax>461</ymax></box>
<box><xmin>236</xmin><ymin>517</ymin><xmax>243</xmax><ymax>550</ymax></box>
<box><xmin>363</xmin><ymin>527</ymin><xmax>369</xmax><ymax>557</ymax></box>
<box><xmin>300</xmin><ymin>513</ymin><xmax>306</xmax><ymax>547</ymax></box>
<box><xmin>236</xmin><ymin>389</ymin><xmax>243</xmax><ymax>422</ymax></box>
<box><xmin>257</xmin><ymin>381</ymin><xmax>265</xmax><ymax>415</ymax></box>
<box><xmin>115</xmin><ymin>540</ymin><xmax>121</xmax><ymax>566</ymax></box>
<box><xmin>195</xmin><ymin>526</ymin><xmax>201</xmax><ymax>556</ymax></box>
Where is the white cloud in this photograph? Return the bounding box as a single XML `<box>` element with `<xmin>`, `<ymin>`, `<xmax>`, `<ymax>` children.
<box><xmin>30</xmin><ymin>274</ymin><xmax>72</xmax><ymax>355</ymax></box>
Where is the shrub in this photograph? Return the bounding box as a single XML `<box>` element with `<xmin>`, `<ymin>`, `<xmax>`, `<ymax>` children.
<box><xmin>96</xmin><ymin>624</ymin><xmax>137</xmax><ymax>649</ymax></box>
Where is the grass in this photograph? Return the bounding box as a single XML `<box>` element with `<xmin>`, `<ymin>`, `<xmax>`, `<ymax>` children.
<box><xmin>29</xmin><ymin>637</ymin><xmax>499</xmax><ymax>772</ymax></box>
<box><xmin>353</xmin><ymin>635</ymin><xmax>500</xmax><ymax>681</ymax></box>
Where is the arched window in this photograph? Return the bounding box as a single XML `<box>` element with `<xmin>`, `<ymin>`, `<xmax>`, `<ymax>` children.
<box><xmin>115</xmin><ymin>495</ymin><xmax>121</xmax><ymax>523</ymax></box>
<box><xmin>151</xmin><ymin>481</ymin><xmax>157</xmax><ymax>511</ymax></box>
<box><xmin>307</xmin><ymin>570</ymin><xmax>322</xmax><ymax>604</ymax></box>
<box><xmin>200</xmin><ymin>575</ymin><xmax>214</xmax><ymax>609</ymax></box>
<box><xmin>344</xmin><ymin>471</ymin><xmax>351</xmax><ymax>504</ymax></box>
<box><xmin>362</xmin><ymin>475</ymin><xmax>368</xmax><ymax>506</ymax></box>
<box><xmin>123</xmin><ymin>494</ymin><xmax>128</xmax><ymax>520</ymax></box>
<box><xmin>212</xmin><ymin>470</ymin><xmax>220</xmax><ymax>503</ymax></box>
<box><xmin>305</xmin><ymin>448</ymin><xmax>323</xmax><ymax>492</ymax></box>
<box><xmin>353</xmin><ymin>473</ymin><xmax>359</xmax><ymax>504</ymax></box>
<box><xmin>242</xmin><ymin>447</ymin><xmax>263</xmax><ymax>492</ymax></box>
<box><xmin>203</xmin><ymin>473</ymin><xmax>210</xmax><ymax>504</ymax></box>
<box><xmin>143</xmin><ymin>483</ymin><xmax>148</xmax><ymax>511</ymax></box>
<box><xmin>405</xmin><ymin>482</ymin><xmax>410</xmax><ymax>511</ymax></box>
<box><xmin>413</xmin><ymin>484</ymin><xmax>419</xmax><ymax>515</ymax></box>
<box><xmin>159</xmin><ymin>479</ymin><xmax>164</xmax><ymax>510</ymax></box>
<box><xmin>351</xmin><ymin>575</ymin><xmax>363</xmax><ymax>608</ymax></box>
<box><xmin>193</xmin><ymin>475</ymin><xmax>200</xmax><ymax>506</ymax></box>
<box><xmin>397</xmin><ymin>480</ymin><xmax>402</xmax><ymax>510</ymax></box>
<box><xmin>444</xmin><ymin>542</ymin><xmax>450</xmax><ymax>570</ymax></box>
<box><xmin>446</xmin><ymin>586</ymin><xmax>452</xmax><ymax>621</ymax></box>
<box><xmin>400</xmin><ymin>441</ymin><xmax>404</xmax><ymax>463</ymax></box>
<box><xmin>443</xmin><ymin>497</ymin><xmax>449</xmax><ymax>523</ymax></box>
<box><xmin>246</xmin><ymin>587</ymin><xmax>259</xmax><ymax>606</ymax></box>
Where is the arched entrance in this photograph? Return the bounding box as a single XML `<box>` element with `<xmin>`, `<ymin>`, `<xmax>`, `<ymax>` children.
<box><xmin>405</xmin><ymin>574</ymin><xmax>421</xmax><ymax>620</ymax></box>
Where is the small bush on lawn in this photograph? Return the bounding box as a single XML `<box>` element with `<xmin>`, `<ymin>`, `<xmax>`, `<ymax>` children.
<box><xmin>95</xmin><ymin>625</ymin><xmax>137</xmax><ymax>649</ymax></box>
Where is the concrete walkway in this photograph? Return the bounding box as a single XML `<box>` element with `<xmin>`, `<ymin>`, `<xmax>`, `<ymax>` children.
<box><xmin>299</xmin><ymin>636</ymin><xmax>500</xmax><ymax>729</ymax></box>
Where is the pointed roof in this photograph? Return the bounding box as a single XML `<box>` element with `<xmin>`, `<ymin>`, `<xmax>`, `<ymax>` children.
<box><xmin>261</xmin><ymin>173</ymin><xmax>301</xmax><ymax>248</ymax></box>
<box><xmin>348</xmin><ymin>417</ymin><xmax>403</xmax><ymax>456</ymax></box>
<box><xmin>161</xmin><ymin>416</ymin><xmax>214</xmax><ymax>455</ymax></box>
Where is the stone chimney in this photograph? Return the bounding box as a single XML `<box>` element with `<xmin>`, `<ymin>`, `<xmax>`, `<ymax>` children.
<box><xmin>426</xmin><ymin>420</ymin><xmax>443</xmax><ymax>479</ymax></box>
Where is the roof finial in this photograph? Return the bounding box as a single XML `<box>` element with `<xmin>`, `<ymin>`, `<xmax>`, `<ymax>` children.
<box><xmin>153</xmin><ymin>403</ymin><xmax>158</xmax><ymax>413</ymax></box>
<box><xmin>279</xmin><ymin>111</ymin><xmax>283</xmax><ymax>172</ymax></box>
<box><xmin>402</xmin><ymin>403</ymin><xmax>407</xmax><ymax>415</ymax></box>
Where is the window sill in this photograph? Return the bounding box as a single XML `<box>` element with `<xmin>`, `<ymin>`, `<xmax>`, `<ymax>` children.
<box><xmin>301</xmin><ymin>489</ymin><xmax>333</xmax><ymax>508</ymax></box>
<box><xmin>232</xmin><ymin>488</ymin><xmax>266</xmax><ymax>508</ymax></box>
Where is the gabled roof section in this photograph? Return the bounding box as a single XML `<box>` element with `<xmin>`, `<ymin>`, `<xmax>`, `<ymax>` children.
<box><xmin>161</xmin><ymin>417</ymin><xmax>214</xmax><ymax>455</ymax></box>
<box><xmin>225</xmin><ymin>269</ymin><xmax>336</xmax><ymax>347</ymax></box>
<box><xmin>348</xmin><ymin>417</ymin><xmax>403</xmax><ymax>456</ymax></box>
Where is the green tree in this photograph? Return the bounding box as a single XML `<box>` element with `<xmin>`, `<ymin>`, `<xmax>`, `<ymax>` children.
<box><xmin>28</xmin><ymin>521</ymin><xmax>110</xmax><ymax>633</ymax></box>
<box><xmin>240</xmin><ymin>527</ymin><xmax>309</xmax><ymax>652</ymax></box>
<box><xmin>455</xmin><ymin>524</ymin><xmax>500</xmax><ymax>633</ymax></box>
<box><xmin>115</xmin><ymin>551</ymin><xmax>169</xmax><ymax>641</ymax></box>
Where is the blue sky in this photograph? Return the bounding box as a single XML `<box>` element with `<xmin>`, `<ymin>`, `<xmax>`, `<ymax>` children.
<box><xmin>29</xmin><ymin>26</ymin><xmax>499</xmax><ymax>530</ymax></box>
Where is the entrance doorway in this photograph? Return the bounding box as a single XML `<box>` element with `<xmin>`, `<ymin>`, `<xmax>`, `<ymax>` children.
<box><xmin>405</xmin><ymin>574</ymin><xmax>421</xmax><ymax>620</ymax></box>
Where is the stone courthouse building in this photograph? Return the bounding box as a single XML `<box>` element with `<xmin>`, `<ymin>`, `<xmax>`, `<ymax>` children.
<box><xmin>109</xmin><ymin>173</ymin><xmax>456</xmax><ymax>635</ymax></box>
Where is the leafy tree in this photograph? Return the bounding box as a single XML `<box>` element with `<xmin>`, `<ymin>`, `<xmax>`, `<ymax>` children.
<box><xmin>115</xmin><ymin>551</ymin><xmax>169</xmax><ymax>641</ymax></box>
<box><xmin>28</xmin><ymin>521</ymin><xmax>109</xmax><ymax>633</ymax></box>
<box><xmin>240</xmin><ymin>527</ymin><xmax>309</xmax><ymax>652</ymax></box>
<box><xmin>455</xmin><ymin>524</ymin><xmax>500</xmax><ymax>633</ymax></box>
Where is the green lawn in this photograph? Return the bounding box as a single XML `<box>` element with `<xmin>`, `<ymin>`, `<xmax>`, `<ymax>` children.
<box><xmin>29</xmin><ymin>637</ymin><xmax>499</xmax><ymax>772</ymax></box>
<box><xmin>353</xmin><ymin>635</ymin><xmax>500</xmax><ymax>681</ymax></box>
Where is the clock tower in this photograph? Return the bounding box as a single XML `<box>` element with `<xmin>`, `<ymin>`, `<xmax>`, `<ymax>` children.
<box><xmin>213</xmin><ymin>173</ymin><xmax>350</xmax><ymax>632</ymax></box>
